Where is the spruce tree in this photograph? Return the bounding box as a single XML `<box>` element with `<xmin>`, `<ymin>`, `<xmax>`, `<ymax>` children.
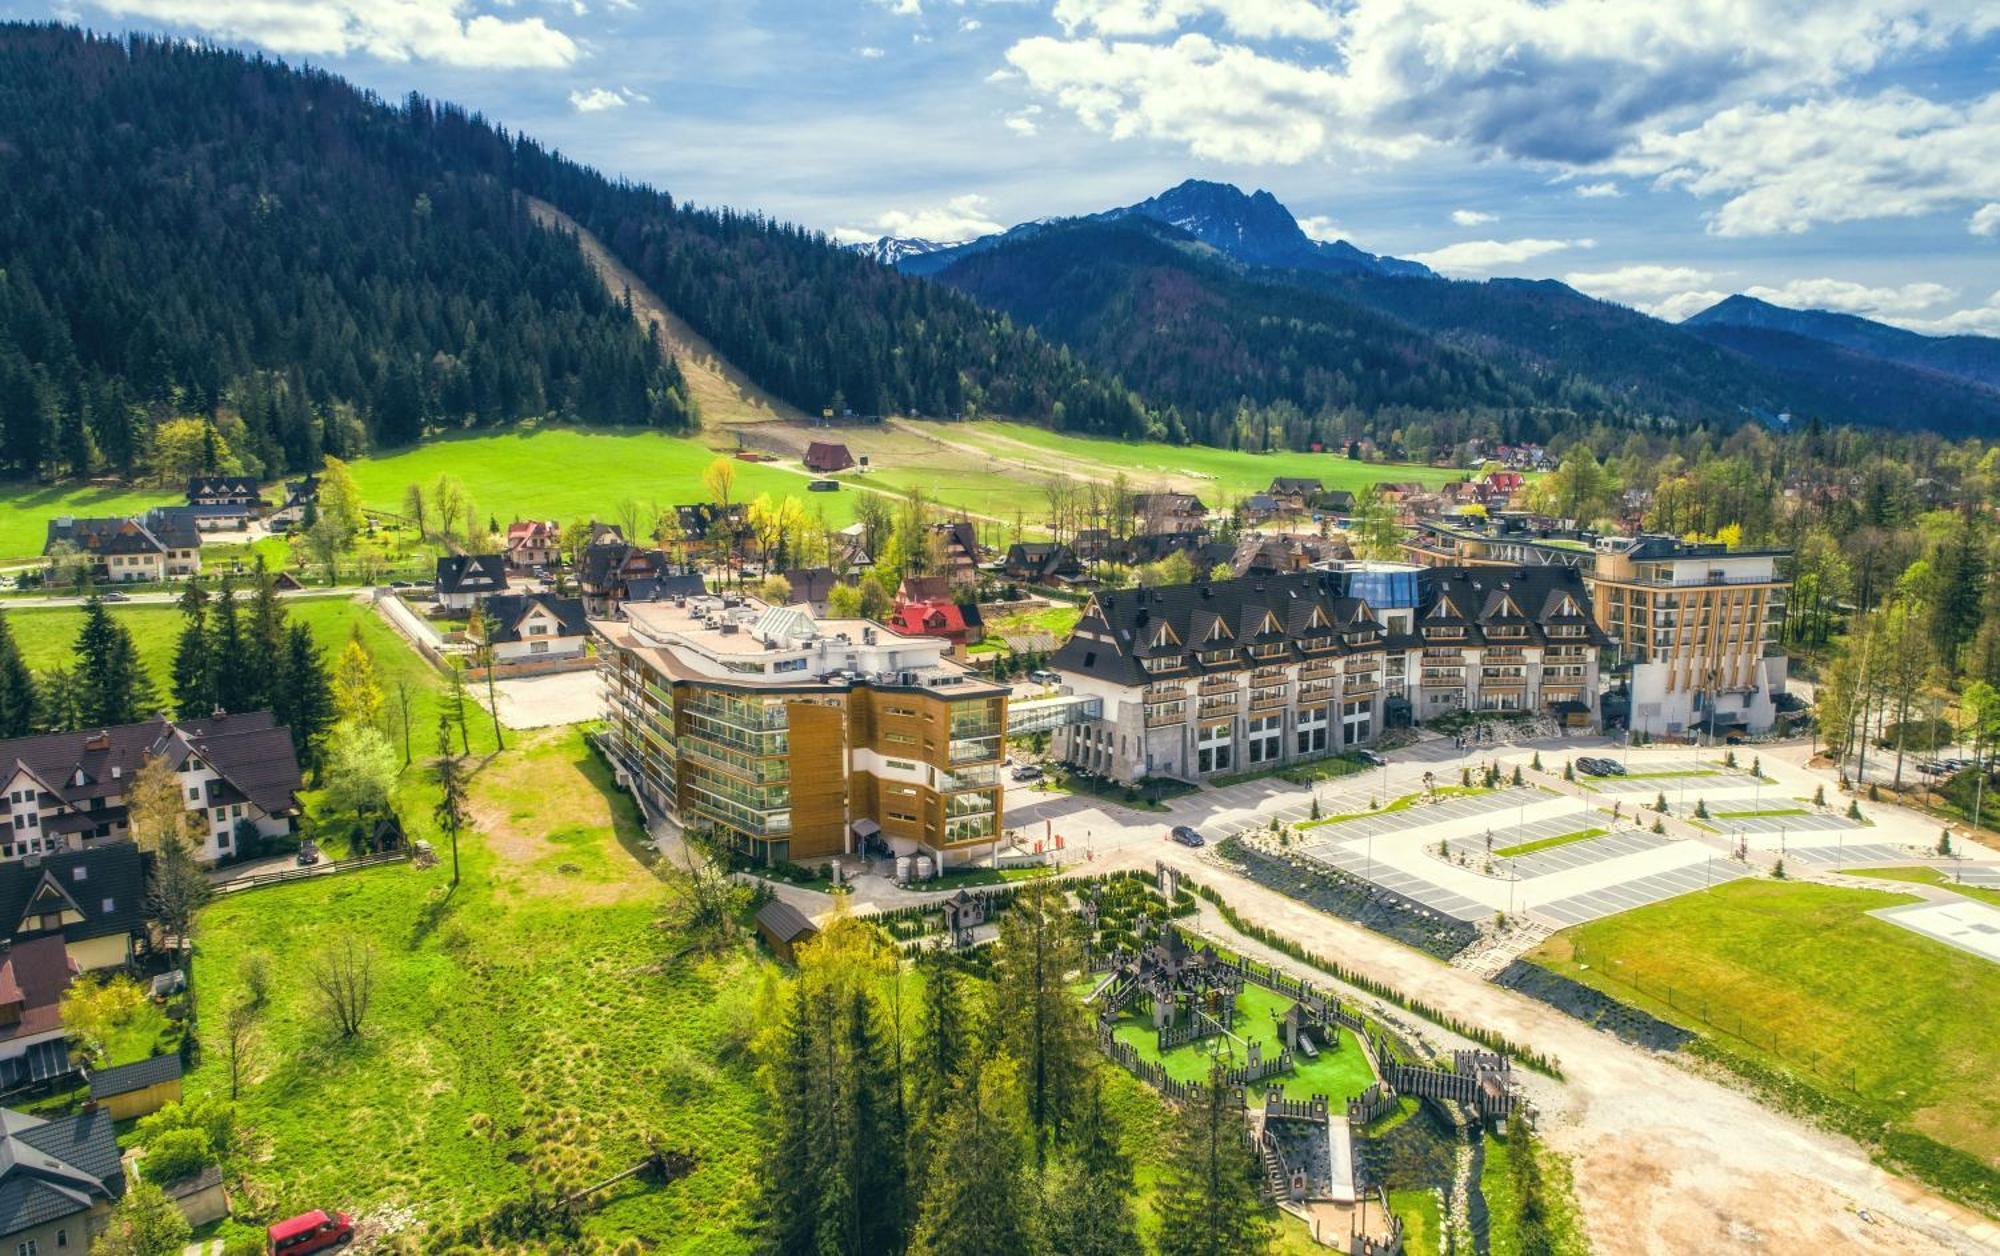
<box><xmin>0</xmin><ymin>610</ymin><xmax>38</xmax><ymax>737</ymax></box>
<box><xmin>1155</xmin><ymin>1068</ymin><xmax>1273</xmax><ymax>1256</ymax></box>
<box><xmin>757</xmin><ymin>981</ymin><xmax>828</xmax><ymax>1256</ymax></box>
<box><xmin>170</xmin><ymin>580</ymin><xmax>216</xmax><ymax>718</ymax></box>
<box><xmin>907</xmin><ymin>956</ymin><xmax>970</xmax><ymax>1182</ymax></box>
<box><xmin>74</xmin><ymin>597</ymin><xmax>154</xmax><ymax>727</ymax></box>
<box><xmin>242</xmin><ymin>562</ymin><xmax>286</xmax><ymax>711</ymax></box>
<box><xmin>1040</xmin><ymin>1075</ymin><xmax>1140</xmax><ymax>1256</ymax></box>
<box><xmin>209</xmin><ymin>579</ymin><xmax>248</xmax><ymax>713</ymax></box>
<box><xmin>279</xmin><ymin>622</ymin><xmax>334</xmax><ymax>761</ymax></box>
<box><xmin>991</xmin><ymin>876</ymin><xmax>1092</xmax><ymax>1162</ymax></box>
<box><xmin>909</xmin><ymin>1056</ymin><xmax>1034</xmax><ymax>1256</ymax></box>
<box><xmin>833</xmin><ymin>987</ymin><xmax>905</xmax><ymax>1256</ymax></box>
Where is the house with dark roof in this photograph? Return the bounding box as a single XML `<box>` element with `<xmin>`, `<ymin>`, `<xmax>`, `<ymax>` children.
<box><xmin>779</xmin><ymin>568</ymin><xmax>845</xmax><ymax>616</ymax></box>
<box><xmin>0</xmin><ymin>713</ymin><xmax>303</xmax><ymax>866</ymax></box>
<box><xmin>267</xmin><ymin>474</ymin><xmax>320</xmax><ymax>530</ymax></box>
<box><xmin>468</xmin><ymin>594</ymin><xmax>589</xmax><ymax>662</ymax></box>
<box><xmin>930</xmin><ymin>521</ymin><xmax>981</xmax><ymax>587</ymax></box>
<box><xmin>1132</xmin><ymin>493</ymin><xmax>1208</xmax><ymax>535</ymax></box>
<box><xmin>1241</xmin><ymin>493</ymin><xmax>1281</xmax><ymax>519</ymax></box>
<box><xmin>803</xmin><ymin>441</ymin><xmax>856</xmax><ymax>473</ymax></box>
<box><xmin>1267</xmin><ymin>477</ymin><xmax>1323</xmax><ymax>510</ymax></box>
<box><xmin>43</xmin><ymin>509</ymin><xmax>201</xmax><ymax>584</ymax></box>
<box><xmin>578</xmin><ymin>543</ymin><xmax>696</xmax><ymax>617</ymax></box>
<box><xmin>1050</xmin><ymin>564</ymin><xmax>1604</xmax><ymax>785</ymax></box>
<box><xmin>433</xmin><ymin>554</ymin><xmax>509</xmax><ymax>612</ymax></box>
<box><xmin>504</xmin><ymin>520</ymin><xmax>560</xmax><ymax>570</ymax></box>
<box><xmin>185</xmin><ymin>476</ymin><xmax>263</xmax><ymax>531</ymax></box>
<box><xmin>1317</xmin><ymin>489</ymin><xmax>1357</xmax><ymax>515</ymax></box>
<box><xmin>0</xmin><ymin>1104</ymin><xmax>125</xmax><ymax>1253</ymax></box>
<box><xmin>0</xmin><ymin>842</ymin><xmax>145</xmax><ymax>972</ymax></box>
<box><xmin>1000</xmin><ymin>543</ymin><xmax>1083</xmax><ymax>584</ymax></box>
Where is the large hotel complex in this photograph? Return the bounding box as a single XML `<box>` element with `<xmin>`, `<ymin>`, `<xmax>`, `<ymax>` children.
<box><xmin>1050</xmin><ymin>564</ymin><xmax>1606</xmax><ymax>788</ymax></box>
<box><xmin>594</xmin><ymin>597</ymin><xmax>1008</xmax><ymax>867</ymax></box>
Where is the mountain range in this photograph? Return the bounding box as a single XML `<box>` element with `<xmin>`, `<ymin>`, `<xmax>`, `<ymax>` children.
<box><xmin>852</xmin><ymin>181</ymin><xmax>2000</xmax><ymax>439</ymax></box>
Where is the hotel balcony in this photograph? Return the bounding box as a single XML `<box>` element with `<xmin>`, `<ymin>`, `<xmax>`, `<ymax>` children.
<box><xmin>1249</xmin><ymin>687</ymin><xmax>1290</xmax><ymax>711</ymax></box>
<box><xmin>1298</xmin><ymin>659</ymin><xmax>1341</xmax><ymax>681</ymax></box>
<box><xmin>949</xmin><ymin>735</ymin><xmax>1003</xmax><ymax>765</ymax></box>
<box><xmin>1198</xmin><ymin>675</ymin><xmax>1242</xmax><ymax>694</ymax></box>
<box><xmin>1145</xmin><ymin>703</ymin><xmax>1188</xmax><ymax>728</ymax></box>
<box><xmin>1198</xmin><ymin>695</ymin><xmax>1241</xmax><ymax>718</ymax></box>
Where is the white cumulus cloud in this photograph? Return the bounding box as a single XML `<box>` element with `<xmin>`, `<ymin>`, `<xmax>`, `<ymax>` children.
<box><xmin>1971</xmin><ymin>203</ymin><xmax>2000</xmax><ymax>236</ymax></box>
<box><xmin>1742</xmin><ymin>277</ymin><xmax>1956</xmax><ymax>315</ymax></box>
<box><xmin>835</xmin><ymin>194</ymin><xmax>1007</xmax><ymax>245</ymax></box>
<box><xmin>1052</xmin><ymin>0</ymin><xmax>1341</xmax><ymax>40</ymax></box>
<box><xmin>569</xmin><ymin>86</ymin><xmax>623</xmax><ymax>112</ymax></box>
<box><xmin>87</xmin><ymin>0</ymin><xmax>580</xmax><ymax>66</ymax></box>
<box><xmin>1564</xmin><ymin>264</ymin><xmax>1724</xmax><ymax>319</ymax></box>
<box><xmin>1296</xmin><ymin>214</ymin><xmax>1346</xmax><ymax>242</ymax></box>
<box><xmin>1575</xmin><ymin>181</ymin><xmax>1623</xmax><ymax>198</ymax></box>
<box><xmin>1450</xmin><ymin>209</ymin><xmax>1497</xmax><ymax>226</ymax></box>
<box><xmin>1407</xmin><ymin>237</ymin><xmax>1594</xmax><ymax>276</ymax></box>
<box><xmin>858</xmin><ymin>45</ymin><xmax>887</xmax><ymax>58</ymax></box>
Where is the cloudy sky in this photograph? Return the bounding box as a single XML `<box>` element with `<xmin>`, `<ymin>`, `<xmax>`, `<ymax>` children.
<box><xmin>29</xmin><ymin>0</ymin><xmax>2000</xmax><ymax>333</ymax></box>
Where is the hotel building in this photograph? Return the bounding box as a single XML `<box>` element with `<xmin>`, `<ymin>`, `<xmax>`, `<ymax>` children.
<box><xmin>594</xmin><ymin>597</ymin><xmax>1008</xmax><ymax>867</ymax></box>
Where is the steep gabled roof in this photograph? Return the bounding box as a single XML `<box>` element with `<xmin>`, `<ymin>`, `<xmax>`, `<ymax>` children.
<box><xmin>0</xmin><ymin>1105</ymin><xmax>123</xmax><ymax>1234</ymax></box>
<box><xmin>475</xmin><ymin>593</ymin><xmax>588</xmax><ymax>644</ymax></box>
<box><xmin>435</xmin><ymin>554</ymin><xmax>509</xmax><ymax>596</ymax></box>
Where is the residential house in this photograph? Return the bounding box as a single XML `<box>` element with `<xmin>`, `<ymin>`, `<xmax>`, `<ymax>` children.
<box><xmin>622</xmin><ymin>571</ymin><xmax>708</xmax><ymax>607</ymax></box>
<box><xmin>595</xmin><ymin>598</ymin><xmax>1008</xmax><ymax>868</ymax></box>
<box><xmin>1000</xmin><ymin>543</ymin><xmax>1082</xmax><ymax>584</ymax></box>
<box><xmin>1240</xmin><ymin>493</ymin><xmax>1281</xmax><ymax>521</ymax></box>
<box><xmin>803</xmin><ymin>441</ymin><xmax>856</xmax><ymax>473</ymax></box>
<box><xmin>0</xmin><ymin>936</ymin><xmax>80</xmax><ymax>1088</ymax></box>
<box><xmin>0</xmin><ymin>842</ymin><xmax>146</xmax><ymax>972</ymax></box>
<box><xmin>504</xmin><ymin>520</ymin><xmax>561</xmax><ymax>570</ymax></box>
<box><xmin>780</xmin><ymin>568</ymin><xmax>845</xmax><ymax>616</ymax></box>
<box><xmin>930</xmin><ymin>521</ymin><xmax>981</xmax><ymax>587</ymax></box>
<box><xmin>44</xmin><ymin>509</ymin><xmax>201</xmax><ymax>584</ymax></box>
<box><xmin>184</xmin><ymin>476</ymin><xmax>263</xmax><ymax>531</ymax></box>
<box><xmin>897</xmin><ymin>576</ymin><xmax>953</xmax><ymax>605</ymax></box>
<box><xmin>1370</xmin><ymin>482</ymin><xmax>1426</xmax><ymax>504</ymax></box>
<box><xmin>1317</xmin><ymin>490</ymin><xmax>1356</xmax><ymax>516</ymax></box>
<box><xmin>266</xmin><ymin>474</ymin><xmax>319</xmax><ymax>530</ymax></box>
<box><xmin>832</xmin><ymin>523</ymin><xmax>874</xmax><ymax>572</ymax></box>
<box><xmin>1049</xmin><ymin>563</ymin><xmax>1605</xmax><ymax>786</ymax></box>
<box><xmin>1132</xmin><ymin>493</ymin><xmax>1208</xmax><ymax>535</ymax></box>
<box><xmin>433</xmin><ymin>554</ymin><xmax>509</xmax><ymax>612</ymax></box>
<box><xmin>1072</xmin><ymin>528</ymin><xmax>1113</xmax><ymax>561</ymax></box>
<box><xmin>1267</xmin><ymin>478</ymin><xmax>1323</xmax><ymax>510</ymax></box>
<box><xmin>889</xmin><ymin>599</ymin><xmax>984</xmax><ymax>650</ymax></box>
<box><xmin>0</xmin><ymin>712</ymin><xmax>302</xmax><ymax>865</ymax></box>
<box><xmin>468</xmin><ymin>594</ymin><xmax>589</xmax><ymax>662</ymax></box>
<box><xmin>0</xmin><ymin>1104</ymin><xmax>125</xmax><ymax>1253</ymax></box>
<box><xmin>578</xmin><ymin>543</ymin><xmax>692</xmax><ymax>617</ymax></box>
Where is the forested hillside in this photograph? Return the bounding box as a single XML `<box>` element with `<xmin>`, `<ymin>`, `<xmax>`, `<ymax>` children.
<box><xmin>0</xmin><ymin>24</ymin><xmax>1145</xmax><ymax>486</ymax></box>
<box><xmin>0</xmin><ymin>25</ymin><xmax>696</xmax><ymax>481</ymax></box>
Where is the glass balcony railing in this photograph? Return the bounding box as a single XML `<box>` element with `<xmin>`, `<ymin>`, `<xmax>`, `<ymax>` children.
<box><xmin>950</xmin><ymin>735</ymin><xmax>1003</xmax><ymax>764</ymax></box>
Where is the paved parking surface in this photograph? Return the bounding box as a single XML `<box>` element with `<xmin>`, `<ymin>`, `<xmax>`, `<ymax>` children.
<box><xmin>1953</xmin><ymin>865</ymin><xmax>2000</xmax><ymax>888</ymax></box>
<box><xmin>1710</xmin><ymin>811</ymin><xmax>1859</xmax><ymax>834</ymax></box>
<box><xmin>1446</xmin><ymin>826</ymin><xmax>1675</xmax><ymax>882</ymax></box>
<box><xmin>1780</xmin><ymin>841</ymin><xmax>1908</xmax><ymax>867</ymax></box>
<box><xmin>1536</xmin><ymin>857</ymin><xmax>1753</xmax><ymax>926</ymax></box>
<box><xmin>1302</xmin><ymin>840</ymin><xmax>1495</xmax><ymax>922</ymax></box>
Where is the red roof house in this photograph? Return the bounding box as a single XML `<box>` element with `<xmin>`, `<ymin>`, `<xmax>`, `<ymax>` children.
<box><xmin>804</xmin><ymin>441</ymin><xmax>856</xmax><ymax>473</ymax></box>
<box><xmin>887</xmin><ymin>599</ymin><xmax>983</xmax><ymax>649</ymax></box>
<box><xmin>504</xmin><ymin>519</ymin><xmax>560</xmax><ymax>570</ymax></box>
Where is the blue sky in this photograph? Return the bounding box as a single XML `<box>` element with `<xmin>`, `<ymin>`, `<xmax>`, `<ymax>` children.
<box><xmin>30</xmin><ymin>0</ymin><xmax>2000</xmax><ymax>333</ymax></box>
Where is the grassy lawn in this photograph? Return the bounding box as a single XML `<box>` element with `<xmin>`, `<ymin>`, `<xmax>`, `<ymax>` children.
<box><xmin>1210</xmin><ymin>751</ymin><xmax>1372</xmax><ymax>790</ymax></box>
<box><xmin>1390</xmin><ymin>1188</ymin><xmax>1443</xmax><ymax>1256</ymax></box>
<box><xmin>960</xmin><ymin>422</ymin><xmax>1460</xmax><ymax>500</ymax></box>
<box><xmin>102</xmin><ymin>999</ymin><xmax>179</xmax><ymax>1068</ymax></box>
<box><xmin>1494</xmin><ymin>827</ymin><xmax>1607</xmax><ymax>858</ymax></box>
<box><xmin>1108</xmin><ymin>982</ymin><xmax>1377</xmax><ymax>1104</ymax></box>
<box><xmin>981</xmin><ymin>603</ymin><xmax>1082</xmax><ymax>642</ymax></box>
<box><xmin>1841</xmin><ymin>866</ymin><xmax>2000</xmax><ymax>909</ymax></box>
<box><xmin>189</xmin><ymin>727</ymin><xmax>765</xmax><ymax>1247</ymax></box>
<box><xmin>1528</xmin><ymin>879</ymin><xmax>2000</xmax><ymax>1167</ymax></box>
<box><xmin>0</xmin><ymin>480</ymin><xmax>185</xmax><ymax>563</ymax></box>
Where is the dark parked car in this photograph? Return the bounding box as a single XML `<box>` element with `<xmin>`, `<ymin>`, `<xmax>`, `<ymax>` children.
<box><xmin>1169</xmin><ymin>826</ymin><xmax>1205</xmax><ymax>847</ymax></box>
<box><xmin>1356</xmin><ymin>750</ymin><xmax>1387</xmax><ymax>767</ymax></box>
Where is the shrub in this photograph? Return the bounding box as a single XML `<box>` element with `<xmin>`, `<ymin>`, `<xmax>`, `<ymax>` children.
<box><xmin>1939</xmin><ymin>829</ymin><xmax>1954</xmax><ymax>856</ymax></box>
<box><xmin>1510</xmin><ymin>765</ymin><xmax>1524</xmax><ymax>786</ymax></box>
<box><xmin>142</xmin><ymin>1127</ymin><xmax>212</xmax><ymax>1185</ymax></box>
<box><xmin>1772</xmin><ymin>859</ymin><xmax>1787</xmax><ymax>880</ymax></box>
<box><xmin>1847</xmin><ymin>800</ymin><xmax>1864</xmax><ymax>821</ymax></box>
<box><xmin>1723</xmin><ymin>750</ymin><xmax>1737</xmax><ymax>768</ymax></box>
<box><xmin>1655</xmin><ymin>792</ymin><xmax>1668</xmax><ymax>813</ymax></box>
<box><xmin>1652</xmin><ymin>818</ymin><xmax>1665</xmax><ymax>834</ymax></box>
<box><xmin>1693</xmin><ymin>799</ymin><xmax>1709</xmax><ymax>819</ymax></box>
<box><xmin>1813</xmin><ymin>785</ymin><xmax>1826</xmax><ymax>807</ymax></box>
<box><xmin>1531</xmin><ymin>751</ymin><xmax>1543</xmax><ymax>772</ymax></box>
<box><xmin>1563</xmin><ymin>761</ymin><xmax>1574</xmax><ymax>781</ymax></box>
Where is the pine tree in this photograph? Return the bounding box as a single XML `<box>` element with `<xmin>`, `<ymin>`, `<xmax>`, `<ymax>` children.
<box><xmin>0</xmin><ymin>610</ymin><xmax>38</xmax><ymax>737</ymax></box>
<box><xmin>907</xmin><ymin>955</ymin><xmax>970</xmax><ymax>1181</ymax></box>
<box><xmin>1155</xmin><ymin>1068</ymin><xmax>1272</xmax><ymax>1256</ymax></box>
<box><xmin>280</xmin><ymin>622</ymin><xmax>334</xmax><ymax>760</ymax></box>
<box><xmin>209</xmin><ymin>579</ymin><xmax>249</xmax><ymax>713</ymax></box>
<box><xmin>909</xmin><ymin>1055</ymin><xmax>1035</xmax><ymax>1256</ymax></box>
<box><xmin>757</xmin><ymin>981</ymin><xmax>828</xmax><ymax>1255</ymax></box>
<box><xmin>74</xmin><ymin>597</ymin><xmax>154</xmax><ymax>727</ymax></box>
<box><xmin>170</xmin><ymin>580</ymin><xmax>216</xmax><ymax>718</ymax></box>
<box><xmin>241</xmin><ymin>562</ymin><xmax>287</xmax><ymax>712</ymax></box>
<box><xmin>832</xmin><ymin>987</ymin><xmax>905</xmax><ymax>1256</ymax></box>
<box><xmin>991</xmin><ymin>876</ymin><xmax>1092</xmax><ymax>1162</ymax></box>
<box><xmin>1040</xmin><ymin>1075</ymin><xmax>1140</xmax><ymax>1256</ymax></box>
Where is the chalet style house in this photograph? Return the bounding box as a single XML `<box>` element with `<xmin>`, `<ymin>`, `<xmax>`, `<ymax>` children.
<box><xmin>434</xmin><ymin>554</ymin><xmax>509</xmax><ymax>612</ymax></box>
<box><xmin>44</xmin><ymin>509</ymin><xmax>201</xmax><ymax>584</ymax></box>
<box><xmin>1050</xmin><ymin>564</ymin><xmax>1605</xmax><ymax>786</ymax></box>
<box><xmin>1133</xmin><ymin>493</ymin><xmax>1208</xmax><ymax>534</ymax></box>
<box><xmin>0</xmin><ymin>712</ymin><xmax>305</xmax><ymax>864</ymax></box>
<box><xmin>1267</xmin><ymin>477</ymin><xmax>1323</xmax><ymax>511</ymax></box>
<box><xmin>578</xmin><ymin>542</ymin><xmax>701</xmax><ymax>616</ymax></box>
<box><xmin>468</xmin><ymin>593</ymin><xmax>589</xmax><ymax>661</ymax></box>
<box><xmin>504</xmin><ymin>520</ymin><xmax>561</xmax><ymax>570</ymax></box>
<box><xmin>804</xmin><ymin>441</ymin><xmax>856</xmax><ymax>473</ymax></box>
<box><xmin>185</xmin><ymin>475</ymin><xmax>263</xmax><ymax>530</ymax></box>
<box><xmin>930</xmin><ymin>521</ymin><xmax>981</xmax><ymax>587</ymax></box>
<box><xmin>0</xmin><ymin>1104</ymin><xmax>125</xmax><ymax>1252</ymax></box>
<box><xmin>0</xmin><ymin>841</ymin><xmax>147</xmax><ymax>973</ymax></box>
<box><xmin>595</xmin><ymin>597</ymin><xmax>1007</xmax><ymax>871</ymax></box>
<box><xmin>889</xmin><ymin>597</ymin><xmax>983</xmax><ymax>650</ymax></box>
<box><xmin>267</xmin><ymin>474</ymin><xmax>319</xmax><ymax>530</ymax></box>
<box><xmin>1000</xmin><ymin>542</ymin><xmax>1082</xmax><ymax>584</ymax></box>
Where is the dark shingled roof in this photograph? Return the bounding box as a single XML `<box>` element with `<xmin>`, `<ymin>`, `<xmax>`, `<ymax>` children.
<box><xmin>86</xmin><ymin>1053</ymin><xmax>183</xmax><ymax>1099</ymax></box>
<box><xmin>1053</xmin><ymin>566</ymin><xmax>1605</xmax><ymax>686</ymax></box>
<box><xmin>0</xmin><ymin>1107</ymin><xmax>123</xmax><ymax>1235</ymax></box>
<box><xmin>755</xmin><ymin>898</ymin><xmax>817</xmax><ymax>944</ymax></box>
<box><xmin>475</xmin><ymin>594</ymin><xmax>588</xmax><ymax>644</ymax></box>
<box><xmin>0</xmin><ymin>842</ymin><xmax>144</xmax><ymax>947</ymax></box>
<box><xmin>623</xmin><ymin>573</ymin><xmax>707</xmax><ymax>604</ymax></box>
<box><xmin>434</xmin><ymin>554</ymin><xmax>509</xmax><ymax>596</ymax></box>
<box><xmin>1269</xmin><ymin>477</ymin><xmax>1323</xmax><ymax>495</ymax></box>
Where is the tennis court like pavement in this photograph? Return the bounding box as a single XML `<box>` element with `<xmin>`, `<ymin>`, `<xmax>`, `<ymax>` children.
<box><xmin>1870</xmin><ymin>900</ymin><xmax>2000</xmax><ymax>965</ymax></box>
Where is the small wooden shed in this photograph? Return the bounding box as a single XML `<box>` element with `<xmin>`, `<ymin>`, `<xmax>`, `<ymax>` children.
<box><xmin>88</xmin><ymin>1052</ymin><xmax>184</xmax><ymax>1121</ymax></box>
<box><xmin>755</xmin><ymin>899</ymin><xmax>819</xmax><ymax>964</ymax></box>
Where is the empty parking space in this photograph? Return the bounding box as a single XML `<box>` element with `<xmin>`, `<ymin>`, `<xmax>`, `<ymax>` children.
<box><xmin>1712</xmin><ymin>811</ymin><xmax>1859</xmax><ymax>835</ymax></box>
<box><xmin>1535</xmin><ymin>858</ymin><xmax>1754</xmax><ymax>927</ymax></box>
<box><xmin>1781</xmin><ymin>841</ymin><xmax>1908</xmax><ymax>867</ymax></box>
<box><xmin>1457</xmin><ymin>827</ymin><xmax>1676</xmax><ymax>882</ymax></box>
<box><xmin>1953</xmin><ymin>865</ymin><xmax>2000</xmax><ymax>888</ymax></box>
<box><xmin>1304</xmin><ymin>841</ymin><xmax>1494</xmax><ymax>922</ymax></box>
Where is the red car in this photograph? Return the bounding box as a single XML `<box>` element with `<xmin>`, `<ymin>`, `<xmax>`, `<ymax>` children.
<box><xmin>268</xmin><ymin>1210</ymin><xmax>353</xmax><ymax>1255</ymax></box>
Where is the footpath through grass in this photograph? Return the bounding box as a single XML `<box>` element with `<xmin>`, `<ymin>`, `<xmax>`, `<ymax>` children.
<box><xmin>1529</xmin><ymin>878</ymin><xmax>2000</xmax><ymax>1176</ymax></box>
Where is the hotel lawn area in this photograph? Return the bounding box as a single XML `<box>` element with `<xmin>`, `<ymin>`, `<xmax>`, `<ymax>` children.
<box><xmin>1529</xmin><ymin>879</ymin><xmax>2000</xmax><ymax>1177</ymax></box>
<box><xmin>1108</xmin><ymin>982</ymin><xmax>1379</xmax><ymax>1103</ymax></box>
